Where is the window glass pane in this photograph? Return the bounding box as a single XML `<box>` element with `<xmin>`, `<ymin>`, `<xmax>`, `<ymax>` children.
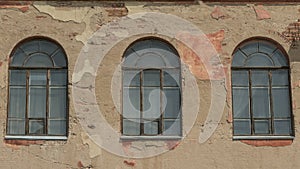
<box><xmin>251</xmin><ymin>70</ymin><xmax>269</xmax><ymax>86</ymax></box>
<box><xmin>10</xmin><ymin>70</ymin><xmax>26</xmax><ymax>85</ymax></box>
<box><xmin>163</xmin><ymin>119</ymin><xmax>181</xmax><ymax>136</ymax></box>
<box><xmin>240</xmin><ymin>42</ymin><xmax>258</xmax><ymax>55</ymax></box>
<box><xmin>259</xmin><ymin>41</ymin><xmax>277</xmax><ymax>54</ymax></box>
<box><xmin>7</xmin><ymin>119</ymin><xmax>25</xmax><ymax>135</ymax></box>
<box><xmin>136</xmin><ymin>54</ymin><xmax>166</xmax><ymax>68</ymax></box>
<box><xmin>29</xmin><ymin>70</ymin><xmax>47</xmax><ymax>85</ymax></box>
<box><xmin>254</xmin><ymin>120</ymin><xmax>270</xmax><ymax>134</ymax></box>
<box><xmin>274</xmin><ymin>119</ymin><xmax>291</xmax><ymax>135</ymax></box>
<box><xmin>123</xmin><ymin>50</ymin><xmax>139</xmax><ymax>67</ymax></box>
<box><xmin>143</xmin><ymin>70</ymin><xmax>160</xmax><ymax>86</ymax></box>
<box><xmin>29</xmin><ymin>120</ymin><xmax>45</xmax><ymax>134</ymax></box>
<box><xmin>144</xmin><ymin>120</ymin><xmax>158</xmax><ymax>135</ymax></box>
<box><xmin>272</xmin><ymin>87</ymin><xmax>291</xmax><ymax>118</ymax></box>
<box><xmin>10</xmin><ymin>48</ymin><xmax>26</xmax><ymax>67</ymax></box>
<box><xmin>50</xmin><ymin>70</ymin><xmax>67</xmax><ymax>86</ymax></box>
<box><xmin>163</xmin><ymin>88</ymin><xmax>180</xmax><ymax>118</ymax></box>
<box><xmin>123</xmin><ymin>70</ymin><xmax>140</xmax><ymax>87</ymax></box>
<box><xmin>232</xmin><ymin>50</ymin><xmax>247</xmax><ymax>67</ymax></box>
<box><xmin>234</xmin><ymin>119</ymin><xmax>251</xmax><ymax>135</ymax></box>
<box><xmin>8</xmin><ymin>87</ymin><xmax>26</xmax><ymax>118</ymax></box>
<box><xmin>39</xmin><ymin>40</ymin><xmax>59</xmax><ymax>56</ymax></box>
<box><xmin>48</xmin><ymin>120</ymin><xmax>66</xmax><ymax>135</ymax></box>
<box><xmin>49</xmin><ymin>87</ymin><xmax>67</xmax><ymax>118</ymax></box>
<box><xmin>143</xmin><ymin>87</ymin><xmax>160</xmax><ymax>119</ymax></box>
<box><xmin>252</xmin><ymin>88</ymin><xmax>270</xmax><ymax>118</ymax></box>
<box><xmin>123</xmin><ymin>119</ymin><xmax>140</xmax><ymax>135</ymax></box>
<box><xmin>272</xmin><ymin>70</ymin><xmax>289</xmax><ymax>86</ymax></box>
<box><xmin>245</xmin><ymin>54</ymin><xmax>273</xmax><ymax>67</ymax></box>
<box><xmin>29</xmin><ymin>87</ymin><xmax>46</xmax><ymax>118</ymax></box>
<box><xmin>123</xmin><ymin>87</ymin><xmax>140</xmax><ymax>119</ymax></box>
<box><xmin>161</xmin><ymin>52</ymin><xmax>180</xmax><ymax>68</ymax></box>
<box><xmin>272</xmin><ymin>49</ymin><xmax>288</xmax><ymax>67</ymax></box>
<box><xmin>52</xmin><ymin>49</ymin><xmax>67</xmax><ymax>67</ymax></box>
<box><xmin>231</xmin><ymin>70</ymin><xmax>249</xmax><ymax>86</ymax></box>
<box><xmin>163</xmin><ymin>70</ymin><xmax>180</xmax><ymax>87</ymax></box>
<box><xmin>25</xmin><ymin>53</ymin><xmax>53</xmax><ymax>67</ymax></box>
<box><xmin>20</xmin><ymin>40</ymin><xmax>39</xmax><ymax>55</ymax></box>
<box><xmin>232</xmin><ymin>87</ymin><xmax>249</xmax><ymax>118</ymax></box>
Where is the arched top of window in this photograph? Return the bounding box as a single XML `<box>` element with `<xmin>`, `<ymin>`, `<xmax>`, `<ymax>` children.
<box><xmin>122</xmin><ymin>38</ymin><xmax>180</xmax><ymax>68</ymax></box>
<box><xmin>232</xmin><ymin>38</ymin><xmax>289</xmax><ymax>68</ymax></box>
<box><xmin>10</xmin><ymin>38</ymin><xmax>67</xmax><ymax>68</ymax></box>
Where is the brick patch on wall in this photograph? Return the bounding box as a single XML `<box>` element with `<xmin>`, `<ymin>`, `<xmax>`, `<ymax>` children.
<box><xmin>241</xmin><ymin>140</ymin><xmax>293</xmax><ymax>147</ymax></box>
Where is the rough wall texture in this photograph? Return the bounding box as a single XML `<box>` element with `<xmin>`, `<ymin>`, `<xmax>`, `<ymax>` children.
<box><xmin>0</xmin><ymin>1</ymin><xmax>300</xmax><ymax>169</ymax></box>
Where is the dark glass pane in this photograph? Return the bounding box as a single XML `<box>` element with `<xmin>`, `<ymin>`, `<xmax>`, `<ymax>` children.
<box><xmin>254</xmin><ymin>120</ymin><xmax>270</xmax><ymax>134</ymax></box>
<box><xmin>232</xmin><ymin>87</ymin><xmax>250</xmax><ymax>118</ymax></box>
<box><xmin>123</xmin><ymin>70</ymin><xmax>140</xmax><ymax>87</ymax></box>
<box><xmin>29</xmin><ymin>70</ymin><xmax>47</xmax><ymax>85</ymax></box>
<box><xmin>232</xmin><ymin>50</ymin><xmax>247</xmax><ymax>67</ymax></box>
<box><xmin>163</xmin><ymin>119</ymin><xmax>181</xmax><ymax>136</ymax></box>
<box><xmin>39</xmin><ymin>40</ymin><xmax>59</xmax><ymax>55</ymax></box>
<box><xmin>25</xmin><ymin>53</ymin><xmax>53</xmax><ymax>67</ymax></box>
<box><xmin>144</xmin><ymin>120</ymin><xmax>158</xmax><ymax>135</ymax></box>
<box><xmin>272</xmin><ymin>49</ymin><xmax>288</xmax><ymax>67</ymax></box>
<box><xmin>163</xmin><ymin>70</ymin><xmax>180</xmax><ymax>87</ymax></box>
<box><xmin>272</xmin><ymin>70</ymin><xmax>289</xmax><ymax>86</ymax></box>
<box><xmin>234</xmin><ymin>119</ymin><xmax>251</xmax><ymax>135</ymax></box>
<box><xmin>123</xmin><ymin>119</ymin><xmax>140</xmax><ymax>135</ymax></box>
<box><xmin>274</xmin><ymin>119</ymin><xmax>292</xmax><ymax>135</ymax></box>
<box><xmin>10</xmin><ymin>48</ymin><xmax>26</xmax><ymax>67</ymax></box>
<box><xmin>29</xmin><ymin>87</ymin><xmax>46</xmax><ymax>118</ymax></box>
<box><xmin>48</xmin><ymin>120</ymin><xmax>66</xmax><ymax>135</ymax></box>
<box><xmin>252</xmin><ymin>88</ymin><xmax>270</xmax><ymax>118</ymax></box>
<box><xmin>7</xmin><ymin>119</ymin><xmax>25</xmax><ymax>135</ymax></box>
<box><xmin>240</xmin><ymin>42</ymin><xmax>258</xmax><ymax>55</ymax></box>
<box><xmin>143</xmin><ymin>70</ymin><xmax>160</xmax><ymax>86</ymax></box>
<box><xmin>163</xmin><ymin>88</ymin><xmax>180</xmax><ymax>118</ymax></box>
<box><xmin>29</xmin><ymin>120</ymin><xmax>45</xmax><ymax>134</ymax></box>
<box><xmin>50</xmin><ymin>70</ymin><xmax>67</xmax><ymax>86</ymax></box>
<box><xmin>20</xmin><ymin>40</ymin><xmax>39</xmax><ymax>55</ymax></box>
<box><xmin>272</xmin><ymin>87</ymin><xmax>291</xmax><ymax>118</ymax></box>
<box><xmin>10</xmin><ymin>70</ymin><xmax>26</xmax><ymax>85</ymax></box>
<box><xmin>143</xmin><ymin>87</ymin><xmax>160</xmax><ymax>119</ymax></box>
<box><xmin>259</xmin><ymin>41</ymin><xmax>277</xmax><ymax>54</ymax></box>
<box><xmin>251</xmin><ymin>70</ymin><xmax>269</xmax><ymax>86</ymax></box>
<box><xmin>231</xmin><ymin>70</ymin><xmax>249</xmax><ymax>86</ymax></box>
<box><xmin>123</xmin><ymin>87</ymin><xmax>140</xmax><ymax>119</ymax></box>
<box><xmin>52</xmin><ymin>49</ymin><xmax>67</xmax><ymax>67</ymax></box>
<box><xmin>8</xmin><ymin>87</ymin><xmax>26</xmax><ymax>118</ymax></box>
<box><xmin>49</xmin><ymin>87</ymin><xmax>67</xmax><ymax>118</ymax></box>
<box><xmin>245</xmin><ymin>53</ymin><xmax>273</xmax><ymax>67</ymax></box>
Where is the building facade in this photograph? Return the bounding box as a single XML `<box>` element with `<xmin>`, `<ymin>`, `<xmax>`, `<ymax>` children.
<box><xmin>1</xmin><ymin>0</ymin><xmax>300</xmax><ymax>168</ymax></box>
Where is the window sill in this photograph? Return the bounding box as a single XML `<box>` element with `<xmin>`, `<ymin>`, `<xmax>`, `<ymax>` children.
<box><xmin>233</xmin><ymin>135</ymin><xmax>294</xmax><ymax>140</ymax></box>
<box><xmin>5</xmin><ymin>135</ymin><xmax>68</xmax><ymax>140</ymax></box>
<box><xmin>120</xmin><ymin>135</ymin><xmax>182</xmax><ymax>141</ymax></box>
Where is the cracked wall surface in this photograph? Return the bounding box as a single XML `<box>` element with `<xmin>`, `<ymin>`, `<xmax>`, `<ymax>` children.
<box><xmin>1</xmin><ymin>1</ymin><xmax>300</xmax><ymax>169</ymax></box>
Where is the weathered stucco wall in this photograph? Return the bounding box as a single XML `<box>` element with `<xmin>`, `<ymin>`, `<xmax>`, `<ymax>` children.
<box><xmin>1</xmin><ymin>1</ymin><xmax>300</xmax><ymax>169</ymax></box>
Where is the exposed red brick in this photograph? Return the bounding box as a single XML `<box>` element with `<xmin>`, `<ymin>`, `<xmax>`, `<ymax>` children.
<box><xmin>241</xmin><ymin>140</ymin><xmax>293</xmax><ymax>147</ymax></box>
<box><xmin>177</xmin><ymin>30</ymin><xmax>225</xmax><ymax>80</ymax></box>
<box><xmin>166</xmin><ymin>140</ymin><xmax>180</xmax><ymax>150</ymax></box>
<box><xmin>211</xmin><ymin>6</ymin><xmax>227</xmax><ymax>20</ymax></box>
<box><xmin>253</xmin><ymin>5</ymin><xmax>271</xmax><ymax>20</ymax></box>
<box><xmin>122</xmin><ymin>141</ymin><xmax>132</xmax><ymax>155</ymax></box>
<box><xmin>105</xmin><ymin>7</ymin><xmax>128</xmax><ymax>17</ymax></box>
<box><xmin>5</xmin><ymin>139</ymin><xmax>44</xmax><ymax>146</ymax></box>
<box><xmin>124</xmin><ymin>160</ymin><xmax>136</xmax><ymax>167</ymax></box>
<box><xmin>77</xmin><ymin>161</ymin><xmax>84</xmax><ymax>168</ymax></box>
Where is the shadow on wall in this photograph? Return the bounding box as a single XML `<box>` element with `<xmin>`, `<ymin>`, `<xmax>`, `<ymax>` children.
<box><xmin>288</xmin><ymin>41</ymin><xmax>300</xmax><ymax>62</ymax></box>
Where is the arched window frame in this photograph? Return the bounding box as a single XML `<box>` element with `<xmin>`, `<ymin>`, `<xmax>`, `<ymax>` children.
<box><xmin>231</xmin><ymin>37</ymin><xmax>294</xmax><ymax>140</ymax></box>
<box><xmin>5</xmin><ymin>37</ymin><xmax>68</xmax><ymax>140</ymax></box>
<box><xmin>121</xmin><ymin>37</ymin><xmax>182</xmax><ymax>138</ymax></box>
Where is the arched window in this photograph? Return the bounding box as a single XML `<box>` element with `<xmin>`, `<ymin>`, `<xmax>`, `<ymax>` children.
<box><xmin>6</xmin><ymin>37</ymin><xmax>68</xmax><ymax>139</ymax></box>
<box><xmin>122</xmin><ymin>38</ymin><xmax>181</xmax><ymax>136</ymax></box>
<box><xmin>231</xmin><ymin>38</ymin><xmax>293</xmax><ymax>139</ymax></box>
